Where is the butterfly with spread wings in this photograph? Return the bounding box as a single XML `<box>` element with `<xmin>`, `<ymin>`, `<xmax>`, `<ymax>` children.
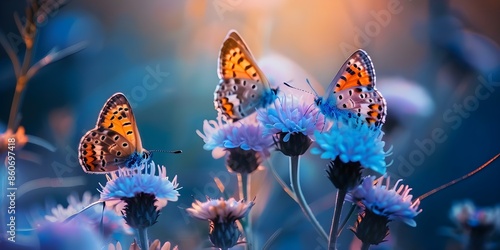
<box><xmin>315</xmin><ymin>49</ymin><xmax>387</xmax><ymax>127</ymax></box>
<box><xmin>215</xmin><ymin>30</ymin><xmax>279</xmax><ymax>122</ymax></box>
<box><xmin>78</xmin><ymin>93</ymin><xmax>151</xmax><ymax>174</ymax></box>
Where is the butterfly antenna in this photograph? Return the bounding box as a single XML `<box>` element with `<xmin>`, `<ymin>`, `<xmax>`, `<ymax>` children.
<box><xmin>306</xmin><ymin>78</ymin><xmax>320</xmax><ymax>97</ymax></box>
<box><xmin>417</xmin><ymin>152</ymin><xmax>500</xmax><ymax>201</ymax></box>
<box><xmin>150</xmin><ymin>149</ymin><xmax>183</xmax><ymax>154</ymax></box>
<box><xmin>283</xmin><ymin>81</ymin><xmax>316</xmax><ymax>97</ymax></box>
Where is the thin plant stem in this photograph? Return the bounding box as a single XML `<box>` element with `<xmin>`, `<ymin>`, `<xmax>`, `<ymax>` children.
<box><xmin>8</xmin><ymin>12</ymin><xmax>36</xmax><ymax>131</ymax></box>
<box><xmin>237</xmin><ymin>173</ymin><xmax>253</xmax><ymax>250</ymax></box>
<box><xmin>361</xmin><ymin>242</ymin><xmax>371</xmax><ymax>250</ymax></box>
<box><xmin>337</xmin><ymin>204</ymin><xmax>356</xmax><ymax>237</ymax></box>
<box><xmin>246</xmin><ymin>174</ymin><xmax>253</xmax><ymax>250</ymax></box>
<box><xmin>8</xmin><ymin>76</ymin><xmax>28</xmax><ymax>130</ymax></box>
<box><xmin>289</xmin><ymin>155</ymin><xmax>328</xmax><ymax>242</ymax></box>
<box><xmin>417</xmin><ymin>152</ymin><xmax>500</xmax><ymax>201</ymax></box>
<box><xmin>328</xmin><ymin>188</ymin><xmax>347</xmax><ymax>250</ymax></box>
<box><xmin>267</xmin><ymin>158</ymin><xmax>298</xmax><ymax>202</ymax></box>
<box><xmin>136</xmin><ymin>227</ymin><xmax>149</xmax><ymax>250</ymax></box>
<box><xmin>237</xmin><ymin>173</ymin><xmax>248</xmax><ymax>201</ymax></box>
<box><xmin>0</xmin><ymin>32</ymin><xmax>21</xmax><ymax>76</ymax></box>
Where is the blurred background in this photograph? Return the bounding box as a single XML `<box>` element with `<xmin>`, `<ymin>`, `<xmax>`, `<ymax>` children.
<box><xmin>1</xmin><ymin>0</ymin><xmax>500</xmax><ymax>249</ymax></box>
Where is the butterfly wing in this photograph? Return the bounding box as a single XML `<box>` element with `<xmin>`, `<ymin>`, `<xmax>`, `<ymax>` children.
<box><xmin>215</xmin><ymin>30</ymin><xmax>275</xmax><ymax>121</ymax></box>
<box><xmin>335</xmin><ymin>88</ymin><xmax>387</xmax><ymax>126</ymax></box>
<box><xmin>97</xmin><ymin>93</ymin><xmax>143</xmax><ymax>152</ymax></box>
<box><xmin>325</xmin><ymin>49</ymin><xmax>376</xmax><ymax>95</ymax></box>
<box><xmin>217</xmin><ymin>30</ymin><xmax>270</xmax><ymax>84</ymax></box>
<box><xmin>322</xmin><ymin>50</ymin><xmax>386</xmax><ymax>126</ymax></box>
<box><xmin>79</xmin><ymin>93</ymin><xmax>146</xmax><ymax>173</ymax></box>
<box><xmin>214</xmin><ymin>78</ymin><xmax>268</xmax><ymax>120</ymax></box>
<box><xmin>79</xmin><ymin>128</ymin><xmax>135</xmax><ymax>173</ymax></box>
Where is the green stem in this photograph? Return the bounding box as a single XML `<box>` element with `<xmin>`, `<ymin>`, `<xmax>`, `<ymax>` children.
<box><xmin>237</xmin><ymin>173</ymin><xmax>248</xmax><ymax>201</ymax></box>
<box><xmin>337</xmin><ymin>204</ymin><xmax>356</xmax><ymax>237</ymax></box>
<box><xmin>328</xmin><ymin>188</ymin><xmax>347</xmax><ymax>250</ymax></box>
<box><xmin>361</xmin><ymin>242</ymin><xmax>371</xmax><ymax>250</ymax></box>
<box><xmin>289</xmin><ymin>155</ymin><xmax>328</xmax><ymax>242</ymax></box>
<box><xmin>136</xmin><ymin>227</ymin><xmax>149</xmax><ymax>250</ymax></box>
<box><xmin>237</xmin><ymin>173</ymin><xmax>253</xmax><ymax>249</ymax></box>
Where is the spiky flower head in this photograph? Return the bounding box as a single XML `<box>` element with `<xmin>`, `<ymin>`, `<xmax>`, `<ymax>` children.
<box><xmin>311</xmin><ymin>118</ymin><xmax>389</xmax><ymax>174</ymax></box>
<box><xmin>348</xmin><ymin>175</ymin><xmax>422</xmax><ymax>227</ymax></box>
<box><xmin>257</xmin><ymin>95</ymin><xmax>325</xmax><ymax>156</ymax></box>
<box><xmin>197</xmin><ymin>113</ymin><xmax>273</xmax><ymax>173</ymax></box>
<box><xmin>99</xmin><ymin>162</ymin><xmax>180</xmax><ymax>229</ymax></box>
<box><xmin>187</xmin><ymin>197</ymin><xmax>254</xmax><ymax>249</ymax></box>
<box><xmin>325</xmin><ymin>158</ymin><xmax>363</xmax><ymax>191</ymax></box>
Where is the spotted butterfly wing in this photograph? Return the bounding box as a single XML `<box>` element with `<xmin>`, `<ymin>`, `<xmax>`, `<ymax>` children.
<box><xmin>215</xmin><ymin>30</ymin><xmax>278</xmax><ymax>121</ymax></box>
<box><xmin>79</xmin><ymin>93</ymin><xmax>150</xmax><ymax>173</ymax></box>
<box><xmin>317</xmin><ymin>49</ymin><xmax>386</xmax><ymax>126</ymax></box>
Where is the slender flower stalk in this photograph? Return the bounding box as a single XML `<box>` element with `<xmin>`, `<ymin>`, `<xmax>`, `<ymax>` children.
<box><xmin>137</xmin><ymin>227</ymin><xmax>149</xmax><ymax>250</ymax></box>
<box><xmin>328</xmin><ymin>189</ymin><xmax>346</xmax><ymax>250</ymax></box>
<box><xmin>258</xmin><ymin>95</ymin><xmax>329</xmax><ymax>242</ymax></box>
<box><xmin>237</xmin><ymin>173</ymin><xmax>254</xmax><ymax>250</ymax></box>
<box><xmin>289</xmin><ymin>155</ymin><xmax>328</xmax><ymax>241</ymax></box>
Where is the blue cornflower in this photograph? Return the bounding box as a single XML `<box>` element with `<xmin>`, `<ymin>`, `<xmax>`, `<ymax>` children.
<box><xmin>311</xmin><ymin>118</ymin><xmax>389</xmax><ymax>174</ymax></box>
<box><xmin>187</xmin><ymin>197</ymin><xmax>254</xmax><ymax>249</ymax></box>
<box><xmin>99</xmin><ymin>162</ymin><xmax>180</xmax><ymax>229</ymax></box>
<box><xmin>257</xmin><ymin>95</ymin><xmax>325</xmax><ymax>141</ymax></box>
<box><xmin>44</xmin><ymin>191</ymin><xmax>132</xmax><ymax>240</ymax></box>
<box><xmin>197</xmin><ymin>113</ymin><xmax>273</xmax><ymax>173</ymax></box>
<box><xmin>347</xmin><ymin>175</ymin><xmax>421</xmax><ymax>246</ymax></box>
<box><xmin>257</xmin><ymin>95</ymin><xmax>325</xmax><ymax>156</ymax></box>
<box><xmin>197</xmin><ymin>113</ymin><xmax>273</xmax><ymax>157</ymax></box>
<box><xmin>348</xmin><ymin>175</ymin><xmax>422</xmax><ymax>227</ymax></box>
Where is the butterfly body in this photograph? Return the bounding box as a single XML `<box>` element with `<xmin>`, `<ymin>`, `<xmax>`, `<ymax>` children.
<box><xmin>316</xmin><ymin>49</ymin><xmax>386</xmax><ymax>127</ymax></box>
<box><xmin>79</xmin><ymin>93</ymin><xmax>151</xmax><ymax>174</ymax></box>
<box><xmin>215</xmin><ymin>30</ymin><xmax>278</xmax><ymax>121</ymax></box>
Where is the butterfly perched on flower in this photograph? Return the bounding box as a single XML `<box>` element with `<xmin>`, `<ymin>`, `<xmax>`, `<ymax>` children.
<box><xmin>78</xmin><ymin>93</ymin><xmax>151</xmax><ymax>174</ymax></box>
<box><xmin>215</xmin><ymin>30</ymin><xmax>279</xmax><ymax>122</ymax></box>
<box><xmin>314</xmin><ymin>49</ymin><xmax>386</xmax><ymax>127</ymax></box>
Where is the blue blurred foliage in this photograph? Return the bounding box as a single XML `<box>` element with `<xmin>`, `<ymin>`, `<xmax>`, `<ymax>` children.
<box><xmin>1</xmin><ymin>1</ymin><xmax>500</xmax><ymax>249</ymax></box>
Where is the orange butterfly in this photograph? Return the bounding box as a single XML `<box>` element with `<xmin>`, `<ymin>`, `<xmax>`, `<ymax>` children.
<box><xmin>314</xmin><ymin>49</ymin><xmax>386</xmax><ymax>127</ymax></box>
<box><xmin>78</xmin><ymin>93</ymin><xmax>151</xmax><ymax>173</ymax></box>
<box><xmin>215</xmin><ymin>30</ymin><xmax>278</xmax><ymax>121</ymax></box>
